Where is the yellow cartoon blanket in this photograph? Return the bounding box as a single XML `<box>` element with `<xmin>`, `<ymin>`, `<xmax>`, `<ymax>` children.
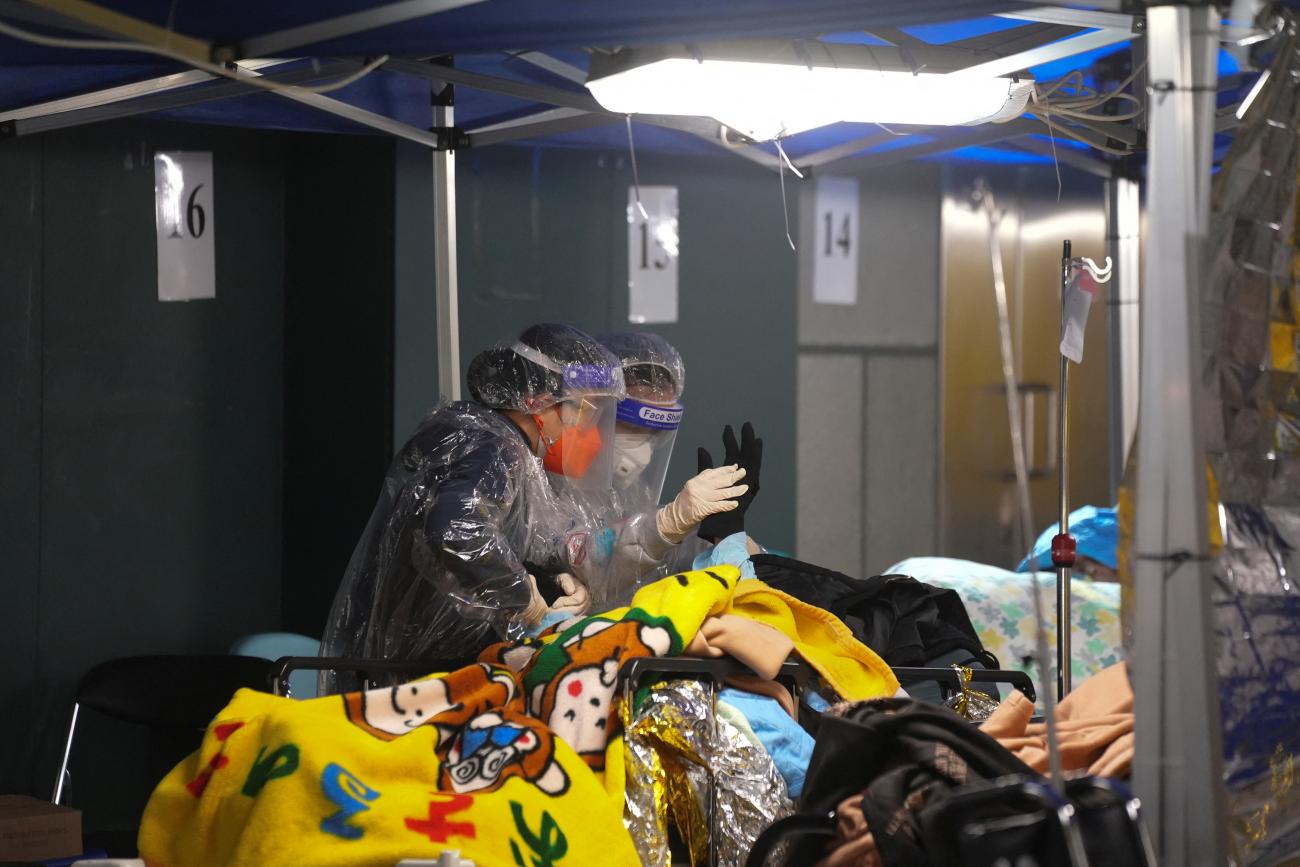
<box><xmin>139</xmin><ymin>568</ymin><xmax>896</xmax><ymax>867</ymax></box>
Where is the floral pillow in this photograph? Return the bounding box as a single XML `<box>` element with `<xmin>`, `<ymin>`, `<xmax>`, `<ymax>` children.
<box><xmin>886</xmin><ymin>556</ymin><xmax>1123</xmax><ymax>699</ymax></box>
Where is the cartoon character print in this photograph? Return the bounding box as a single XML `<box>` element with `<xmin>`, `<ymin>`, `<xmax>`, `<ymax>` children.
<box><xmin>528</xmin><ymin>616</ymin><xmax>674</xmax><ymax>769</ymax></box>
<box><xmin>478</xmin><ymin>637</ymin><xmax>543</xmax><ymax>674</ymax></box>
<box><xmin>438</xmin><ymin>710</ymin><xmax>569</xmax><ymax>797</ymax></box>
<box><xmin>344</xmin><ymin>663</ymin><xmax>518</xmax><ymax>746</ymax></box>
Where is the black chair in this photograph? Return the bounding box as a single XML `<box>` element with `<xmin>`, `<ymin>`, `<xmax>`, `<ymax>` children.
<box><xmin>51</xmin><ymin>654</ymin><xmax>272</xmax><ymax>856</ymax></box>
<box><xmin>1065</xmin><ymin>776</ymin><xmax>1158</xmax><ymax>867</ymax></box>
<box><xmin>920</xmin><ymin>776</ymin><xmax>1091</xmax><ymax>866</ymax></box>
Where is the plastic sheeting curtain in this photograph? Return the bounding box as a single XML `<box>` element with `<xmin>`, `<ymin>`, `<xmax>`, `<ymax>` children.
<box><xmin>1201</xmin><ymin>13</ymin><xmax>1300</xmax><ymax>863</ymax></box>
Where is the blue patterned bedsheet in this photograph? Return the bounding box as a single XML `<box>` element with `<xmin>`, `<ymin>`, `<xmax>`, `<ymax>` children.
<box><xmin>886</xmin><ymin>556</ymin><xmax>1124</xmax><ymax>698</ymax></box>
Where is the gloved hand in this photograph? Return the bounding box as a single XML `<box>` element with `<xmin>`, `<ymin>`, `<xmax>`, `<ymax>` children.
<box><xmin>550</xmin><ymin>572</ymin><xmax>591</xmax><ymax>617</ymax></box>
<box><xmin>518</xmin><ymin>573</ymin><xmax>550</xmax><ymax>627</ymax></box>
<box><xmin>656</xmin><ymin>464</ymin><xmax>749</xmax><ymax>544</ymax></box>
<box><xmin>698</xmin><ymin>422</ymin><xmax>763</xmax><ymax>543</ymax></box>
<box><xmin>524</xmin><ymin>561</ymin><xmax>566</xmax><ymax>605</ymax></box>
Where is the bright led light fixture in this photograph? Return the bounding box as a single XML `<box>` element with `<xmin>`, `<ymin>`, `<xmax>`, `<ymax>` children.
<box><xmin>587</xmin><ymin>42</ymin><xmax>1034</xmax><ymax>141</ymax></box>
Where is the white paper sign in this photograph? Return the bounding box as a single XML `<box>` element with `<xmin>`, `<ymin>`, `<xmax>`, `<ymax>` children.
<box><xmin>813</xmin><ymin>176</ymin><xmax>859</xmax><ymax>305</ymax></box>
<box><xmin>627</xmin><ymin>186</ymin><xmax>679</xmax><ymax>324</ymax></box>
<box><xmin>155</xmin><ymin>151</ymin><xmax>215</xmax><ymax>301</ymax></box>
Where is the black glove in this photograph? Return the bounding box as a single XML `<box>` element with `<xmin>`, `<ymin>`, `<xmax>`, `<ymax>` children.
<box><xmin>697</xmin><ymin>421</ymin><xmax>763</xmax><ymax>543</ymax></box>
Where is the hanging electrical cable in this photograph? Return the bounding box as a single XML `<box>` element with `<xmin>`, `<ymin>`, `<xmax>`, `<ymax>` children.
<box><xmin>775</xmin><ymin>139</ymin><xmax>798</xmax><ymax>252</ymax></box>
<box><xmin>624</xmin><ymin>114</ymin><xmax>651</xmax><ymax>221</ymax></box>
<box><xmin>1025</xmin><ymin>60</ymin><xmax>1150</xmax><ymax>156</ymax></box>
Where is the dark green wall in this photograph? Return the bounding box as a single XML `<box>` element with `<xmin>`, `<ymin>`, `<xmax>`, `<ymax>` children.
<box><xmin>280</xmin><ymin>134</ymin><xmax>398</xmax><ymax>639</ymax></box>
<box><xmin>0</xmin><ymin>135</ymin><xmax>44</xmax><ymax>802</ymax></box>
<box><xmin>455</xmin><ymin>147</ymin><xmax>799</xmax><ymax>551</ymax></box>
<box><xmin>0</xmin><ymin>122</ymin><xmax>289</xmax><ymax>825</ymax></box>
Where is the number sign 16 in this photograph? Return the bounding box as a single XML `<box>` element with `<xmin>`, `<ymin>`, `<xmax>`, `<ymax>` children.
<box><xmin>167</xmin><ymin>184</ymin><xmax>207</xmax><ymax>240</ymax></box>
<box><xmin>155</xmin><ymin>151</ymin><xmax>216</xmax><ymax>301</ymax></box>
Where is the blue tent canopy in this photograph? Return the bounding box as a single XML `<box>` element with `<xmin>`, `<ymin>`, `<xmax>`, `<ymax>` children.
<box><xmin>0</xmin><ymin>0</ymin><xmax>1189</xmax><ymax>170</ymax></box>
<box><xmin>0</xmin><ymin>0</ymin><xmax>1029</xmax><ymax>64</ymax></box>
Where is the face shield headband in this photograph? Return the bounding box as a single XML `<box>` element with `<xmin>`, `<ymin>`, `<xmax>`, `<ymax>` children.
<box><xmin>511</xmin><ymin>341</ymin><xmax>623</xmax><ymax>396</ymax></box>
<box><xmin>615</xmin><ymin>398</ymin><xmax>684</xmax><ymax>431</ymax></box>
<box><xmin>611</xmin><ymin>398</ymin><xmax>682</xmax><ymax>497</ymax></box>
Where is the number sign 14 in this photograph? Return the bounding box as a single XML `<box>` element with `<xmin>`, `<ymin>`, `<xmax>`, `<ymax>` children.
<box><xmin>812</xmin><ymin>176</ymin><xmax>859</xmax><ymax>306</ymax></box>
<box><xmin>155</xmin><ymin>151</ymin><xmax>216</xmax><ymax>301</ymax></box>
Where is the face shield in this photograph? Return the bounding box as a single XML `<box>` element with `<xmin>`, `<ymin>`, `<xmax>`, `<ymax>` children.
<box><xmin>597</xmin><ymin>340</ymin><xmax>686</xmax><ymax>513</ymax></box>
<box><xmin>542</xmin><ymin>393</ymin><xmax>620</xmax><ymax>492</ymax></box>
<box><xmin>513</xmin><ymin>341</ymin><xmax>624</xmax><ymax>493</ymax></box>
<box><xmin>612</xmin><ymin>396</ymin><xmax>683</xmax><ymax>511</ymax></box>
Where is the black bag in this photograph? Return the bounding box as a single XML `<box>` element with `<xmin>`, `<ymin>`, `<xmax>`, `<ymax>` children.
<box><xmin>747</xmin><ymin>699</ymin><xmax>1153</xmax><ymax>867</ymax></box>
<box><xmin>792</xmin><ymin>698</ymin><xmax>1040</xmax><ymax>866</ymax></box>
<box><xmin>750</xmin><ymin>554</ymin><xmax>993</xmax><ymax>668</ymax></box>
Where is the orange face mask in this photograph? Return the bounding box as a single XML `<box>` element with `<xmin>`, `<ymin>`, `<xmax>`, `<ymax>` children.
<box><xmin>532</xmin><ymin>416</ymin><xmax>604</xmax><ymax>479</ymax></box>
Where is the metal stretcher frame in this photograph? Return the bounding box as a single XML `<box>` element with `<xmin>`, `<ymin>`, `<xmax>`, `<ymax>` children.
<box><xmin>271</xmin><ymin>653</ymin><xmax>1045</xmax><ymax>866</ymax></box>
<box><xmin>269</xmin><ymin>654</ymin><xmax>1039</xmax><ymax>702</ymax></box>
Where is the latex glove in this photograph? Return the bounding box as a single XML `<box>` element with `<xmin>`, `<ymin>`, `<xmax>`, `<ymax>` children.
<box><xmin>698</xmin><ymin>422</ymin><xmax>763</xmax><ymax>543</ymax></box>
<box><xmin>550</xmin><ymin>572</ymin><xmax>591</xmax><ymax>617</ymax></box>
<box><xmin>518</xmin><ymin>573</ymin><xmax>550</xmax><ymax>627</ymax></box>
<box><xmin>656</xmin><ymin>464</ymin><xmax>748</xmax><ymax>544</ymax></box>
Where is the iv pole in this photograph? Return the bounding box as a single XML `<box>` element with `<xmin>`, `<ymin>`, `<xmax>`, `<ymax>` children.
<box><xmin>1054</xmin><ymin>240</ymin><xmax>1076</xmax><ymax>700</ymax></box>
<box><xmin>1052</xmin><ymin>243</ymin><xmax>1113</xmax><ymax>700</ymax></box>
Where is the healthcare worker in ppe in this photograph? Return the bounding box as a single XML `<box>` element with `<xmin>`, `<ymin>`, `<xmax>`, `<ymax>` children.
<box><xmin>589</xmin><ymin>332</ymin><xmax>764</xmax><ymax>606</ymax></box>
<box><xmin>319</xmin><ymin>324</ymin><xmax>629</xmax><ymax>692</ymax></box>
<box><xmin>536</xmin><ymin>329</ymin><xmax>750</xmax><ymax>614</ymax></box>
<box><xmin>319</xmin><ymin>323</ymin><xmax>750</xmax><ymax>693</ymax></box>
<box><xmin>601</xmin><ymin>332</ymin><xmax>687</xmax><ymax>516</ymax></box>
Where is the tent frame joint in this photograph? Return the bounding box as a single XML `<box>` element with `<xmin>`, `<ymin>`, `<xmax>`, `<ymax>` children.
<box><xmin>431</xmin><ymin>125</ymin><xmax>469</xmax><ymax>151</ymax></box>
<box><xmin>211</xmin><ymin>43</ymin><xmax>239</xmax><ymax>65</ymax></box>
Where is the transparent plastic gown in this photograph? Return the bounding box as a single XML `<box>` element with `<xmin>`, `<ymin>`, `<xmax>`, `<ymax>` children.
<box><xmin>319</xmin><ymin>399</ymin><xmax>680</xmax><ymax>693</ymax></box>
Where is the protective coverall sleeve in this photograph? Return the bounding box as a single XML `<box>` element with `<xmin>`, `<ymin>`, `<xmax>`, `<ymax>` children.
<box><xmin>583</xmin><ymin>507</ymin><xmax>682</xmax><ymax>610</ymax></box>
<box><xmin>418</xmin><ymin>440</ymin><xmax>533</xmax><ymax>618</ymax></box>
<box><xmin>319</xmin><ymin>404</ymin><xmax>556</xmax><ymax>694</ymax></box>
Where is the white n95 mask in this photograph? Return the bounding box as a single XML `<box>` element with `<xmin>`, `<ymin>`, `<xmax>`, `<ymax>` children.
<box><xmin>613</xmin><ymin>432</ymin><xmax>655</xmax><ymax>485</ymax></box>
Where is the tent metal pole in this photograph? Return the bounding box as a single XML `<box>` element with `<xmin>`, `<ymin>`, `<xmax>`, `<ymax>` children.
<box><xmin>510</xmin><ymin>51</ymin><xmax>587</xmax><ymax>84</ymax></box>
<box><xmin>0</xmin><ymin>61</ymin><xmax>358</xmax><ymax>136</ymax></box>
<box><xmin>1104</xmin><ymin>174</ymin><xmax>1141</xmax><ymax>500</ymax></box>
<box><xmin>0</xmin><ymin>59</ymin><xmax>281</xmax><ymax>124</ymax></box>
<box><xmin>235</xmin><ymin>0</ymin><xmax>487</xmax><ymax>59</ymax></box>
<box><xmin>1132</xmin><ymin>6</ymin><xmax>1225</xmax><ymax>865</ymax></box>
<box><xmin>995</xmin><ymin>6</ymin><xmax>1135</xmax><ymax>31</ymax></box>
<box><xmin>950</xmin><ymin>26</ymin><xmax>1134</xmax><ymax>79</ymax></box>
<box><xmin>270</xmin><ymin>87</ymin><xmax>443</xmax><ymax>149</ymax></box>
<box><xmin>469</xmin><ymin>112</ymin><xmax>617</xmax><ymax>148</ymax></box>
<box><xmin>468</xmin><ymin>106</ymin><xmax>588</xmax><ymax>134</ymax></box>
<box><xmin>811</xmin><ymin>118</ymin><xmax>1039</xmax><ymax>173</ymax></box>
<box><xmin>22</xmin><ymin>0</ymin><xmax>211</xmax><ymax>62</ymax></box>
<box><xmin>432</xmin><ymin>72</ymin><xmax>462</xmax><ymax>402</ymax></box>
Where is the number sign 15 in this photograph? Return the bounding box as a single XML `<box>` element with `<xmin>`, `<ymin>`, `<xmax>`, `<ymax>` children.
<box><xmin>627</xmin><ymin>186</ymin><xmax>679</xmax><ymax>324</ymax></box>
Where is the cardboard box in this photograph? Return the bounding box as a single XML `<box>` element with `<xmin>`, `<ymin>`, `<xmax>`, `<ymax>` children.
<box><xmin>0</xmin><ymin>795</ymin><xmax>82</xmax><ymax>861</ymax></box>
